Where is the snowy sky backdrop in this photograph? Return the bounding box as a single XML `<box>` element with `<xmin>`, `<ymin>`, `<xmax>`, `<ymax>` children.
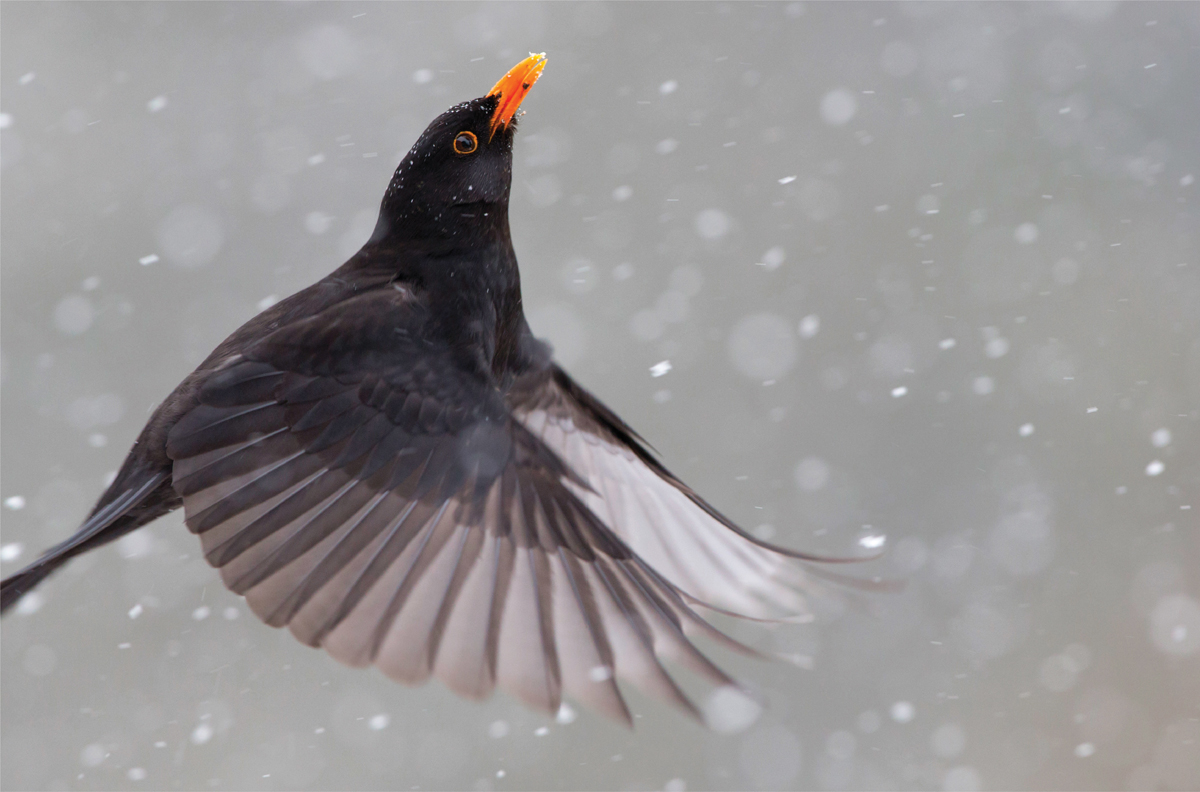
<box><xmin>2</xmin><ymin>3</ymin><xmax>1198</xmax><ymax>790</ymax></box>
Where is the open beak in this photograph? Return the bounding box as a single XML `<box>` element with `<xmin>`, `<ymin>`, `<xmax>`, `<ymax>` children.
<box><xmin>487</xmin><ymin>52</ymin><xmax>547</xmax><ymax>138</ymax></box>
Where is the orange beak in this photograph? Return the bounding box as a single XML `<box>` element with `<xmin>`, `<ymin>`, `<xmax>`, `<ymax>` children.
<box><xmin>487</xmin><ymin>52</ymin><xmax>547</xmax><ymax>138</ymax></box>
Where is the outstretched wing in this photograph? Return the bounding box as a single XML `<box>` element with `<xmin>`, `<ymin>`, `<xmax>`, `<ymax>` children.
<box><xmin>166</xmin><ymin>290</ymin><xmax>750</xmax><ymax>725</ymax></box>
<box><xmin>510</xmin><ymin>366</ymin><xmax>856</xmax><ymax>622</ymax></box>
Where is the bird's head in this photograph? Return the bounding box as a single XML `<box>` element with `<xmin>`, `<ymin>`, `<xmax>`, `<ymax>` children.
<box><xmin>373</xmin><ymin>53</ymin><xmax>546</xmax><ymax>245</ymax></box>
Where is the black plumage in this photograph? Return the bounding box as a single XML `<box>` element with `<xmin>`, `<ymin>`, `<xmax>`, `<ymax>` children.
<box><xmin>1</xmin><ymin>54</ymin><xmax>869</xmax><ymax>725</ymax></box>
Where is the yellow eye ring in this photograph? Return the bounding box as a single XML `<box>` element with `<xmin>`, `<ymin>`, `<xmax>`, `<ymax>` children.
<box><xmin>453</xmin><ymin>131</ymin><xmax>478</xmax><ymax>155</ymax></box>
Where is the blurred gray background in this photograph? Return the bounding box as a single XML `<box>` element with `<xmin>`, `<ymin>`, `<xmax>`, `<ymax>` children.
<box><xmin>2</xmin><ymin>3</ymin><xmax>1198</xmax><ymax>790</ymax></box>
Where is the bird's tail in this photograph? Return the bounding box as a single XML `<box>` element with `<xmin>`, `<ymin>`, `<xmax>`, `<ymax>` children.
<box><xmin>0</xmin><ymin>561</ymin><xmax>66</xmax><ymax>612</ymax></box>
<box><xmin>1</xmin><ymin>470</ymin><xmax>172</xmax><ymax>614</ymax></box>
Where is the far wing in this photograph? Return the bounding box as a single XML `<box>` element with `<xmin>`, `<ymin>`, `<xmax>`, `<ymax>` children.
<box><xmin>510</xmin><ymin>365</ymin><xmax>859</xmax><ymax>621</ymax></box>
<box><xmin>166</xmin><ymin>291</ymin><xmax>751</xmax><ymax>724</ymax></box>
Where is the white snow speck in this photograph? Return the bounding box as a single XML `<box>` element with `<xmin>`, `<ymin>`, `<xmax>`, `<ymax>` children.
<box><xmin>1145</xmin><ymin>460</ymin><xmax>1164</xmax><ymax>476</ymax></box>
<box><xmin>192</xmin><ymin>605</ymin><xmax>210</xmax><ymax>621</ymax></box>
<box><xmin>488</xmin><ymin>720</ymin><xmax>510</xmax><ymax>739</ymax></box>
<box><xmin>20</xmin><ymin>72</ymin><xmax>36</xmax><ymax>85</ymax></box>
<box><xmin>16</xmin><ymin>592</ymin><xmax>43</xmax><ymax>615</ymax></box>
<box><xmin>1151</xmin><ymin>428</ymin><xmax>1171</xmax><ymax>447</ymax></box>
<box><xmin>985</xmin><ymin>337</ymin><xmax>1010</xmax><ymax>358</ymax></box>
<box><xmin>146</xmin><ymin>95</ymin><xmax>168</xmax><ymax>113</ymax></box>
<box><xmin>665</xmin><ymin>779</ymin><xmax>686</xmax><ymax>792</ymax></box>
<box><xmin>305</xmin><ymin>211</ymin><xmax>333</xmax><ymax>235</ymax></box>
<box><xmin>534</xmin><ymin>726</ymin><xmax>549</xmax><ymax>737</ymax></box>
<box><xmin>778</xmin><ymin>175</ymin><xmax>797</xmax><ymax>185</ymax></box>
<box><xmin>890</xmin><ymin>700</ymin><xmax>915</xmax><ymax>723</ymax></box>
<box><xmin>556</xmin><ymin>703</ymin><xmax>577</xmax><ymax>724</ymax></box>
<box><xmin>367</xmin><ymin>713</ymin><xmax>390</xmax><ymax>730</ymax></box>
<box><xmin>659</xmin><ymin>79</ymin><xmax>678</xmax><ymax>95</ymax></box>
<box><xmin>257</xmin><ymin>295</ymin><xmax>279</xmax><ymax>311</ymax></box>
<box><xmin>0</xmin><ymin>113</ymin><xmax>12</xmax><ymax>129</ymax></box>
<box><xmin>694</xmin><ymin>208</ymin><xmax>731</xmax><ymax>240</ymax></box>
<box><xmin>655</xmin><ymin>138</ymin><xmax>678</xmax><ymax>155</ymax></box>
<box><xmin>704</xmin><ymin>686</ymin><xmax>762</xmax><ymax>734</ymax></box>
<box><xmin>127</xmin><ymin>767</ymin><xmax>147</xmax><ymax>781</ymax></box>
<box><xmin>820</xmin><ymin>88</ymin><xmax>858</xmax><ymax>126</ymax></box>
<box><xmin>157</xmin><ymin>204</ymin><xmax>224</xmax><ymax>268</ymax></box>
<box><xmin>1150</xmin><ymin>595</ymin><xmax>1200</xmax><ymax>655</ymax></box>
<box><xmin>223</xmin><ymin>607</ymin><xmax>239</xmax><ymax>620</ymax></box>
<box><xmin>650</xmin><ymin>360</ymin><xmax>672</xmax><ymax>377</ymax></box>
<box><xmin>562</xmin><ymin>257</ymin><xmax>597</xmax><ymax>295</ymax></box>
<box><xmin>1074</xmin><ymin>742</ymin><xmax>1095</xmax><ymax>758</ymax></box>
<box><xmin>758</xmin><ymin>246</ymin><xmax>786</xmax><ymax>270</ymax></box>
<box><xmin>939</xmin><ymin>338</ymin><xmax>956</xmax><ymax>350</ymax></box>
<box><xmin>754</xmin><ymin>523</ymin><xmax>776</xmax><ymax>541</ymax></box>
<box><xmin>612</xmin><ymin>185</ymin><xmax>632</xmax><ymax>202</ymax></box>
<box><xmin>891</xmin><ymin>386</ymin><xmax>908</xmax><ymax>397</ymax></box>
<box><xmin>1014</xmin><ymin>222</ymin><xmax>1039</xmax><ymax>244</ymax></box>
<box><xmin>116</xmin><ymin>530</ymin><xmax>152</xmax><ymax>559</ymax></box>
<box><xmin>128</xmin><ymin>603</ymin><xmax>143</xmax><ymax>619</ymax></box>
<box><xmin>1019</xmin><ymin>423</ymin><xmax>1035</xmax><ymax>437</ymax></box>
<box><xmin>794</xmin><ymin>457</ymin><xmax>829</xmax><ymax>492</ymax></box>
<box><xmin>1181</xmin><ymin>174</ymin><xmax>1194</xmax><ymax>187</ymax></box>
<box><xmin>972</xmin><ymin>376</ymin><xmax>994</xmax><ymax>395</ymax></box>
<box><xmin>859</xmin><ymin>534</ymin><xmax>887</xmax><ymax>549</ymax></box>
<box><xmin>138</xmin><ymin>254</ymin><xmax>159</xmax><ymax>266</ymax></box>
<box><xmin>798</xmin><ymin>314</ymin><xmax>820</xmax><ymax>339</ymax></box>
<box><xmin>308</xmin><ymin>153</ymin><xmax>326</xmax><ymax>166</ymax></box>
<box><xmin>943</xmin><ymin>765</ymin><xmax>981</xmax><ymax>792</ymax></box>
<box><xmin>1038</xmin><ymin>651</ymin><xmax>1084</xmax><ymax>692</ymax></box>
<box><xmin>80</xmin><ymin>743</ymin><xmax>106</xmax><ymax>767</ymax></box>
<box><xmin>412</xmin><ymin>68</ymin><xmax>434</xmax><ymax>84</ymax></box>
<box><xmin>496</xmin><ymin>770</ymin><xmax>506</xmax><ymax>779</ymax></box>
<box><xmin>4</xmin><ymin>495</ymin><xmax>25</xmax><ymax>510</ymax></box>
<box><xmin>54</xmin><ymin>295</ymin><xmax>94</xmax><ymax>336</ymax></box>
<box><xmin>589</xmin><ymin>665</ymin><xmax>613</xmax><ymax>682</ymax></box>
<box><xmin>0</xmin><ymin>543</ymin><xmax>22</xmax><ymax>562</ymax></box>
<box><xmin>1086</xmin><ymin>407</ymin><xmax>1098</xmax><ymax>413</ymax></box>
<box><xmin>190</xmin><ymin>723</ymin><xmax>213</xmax><ymax>745</ymax></box>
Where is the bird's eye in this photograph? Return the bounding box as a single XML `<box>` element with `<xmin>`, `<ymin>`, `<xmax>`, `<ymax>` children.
<box><xmin>453</xmin><ymin>131</ymin><xmax>478</xmax><ymax>155</ymax></box>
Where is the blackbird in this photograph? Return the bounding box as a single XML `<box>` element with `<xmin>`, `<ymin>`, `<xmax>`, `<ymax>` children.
<box><xmin>2</xmin><ymin>54</ymin><xmax>861</xmax><ymax>725</ymax></box>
